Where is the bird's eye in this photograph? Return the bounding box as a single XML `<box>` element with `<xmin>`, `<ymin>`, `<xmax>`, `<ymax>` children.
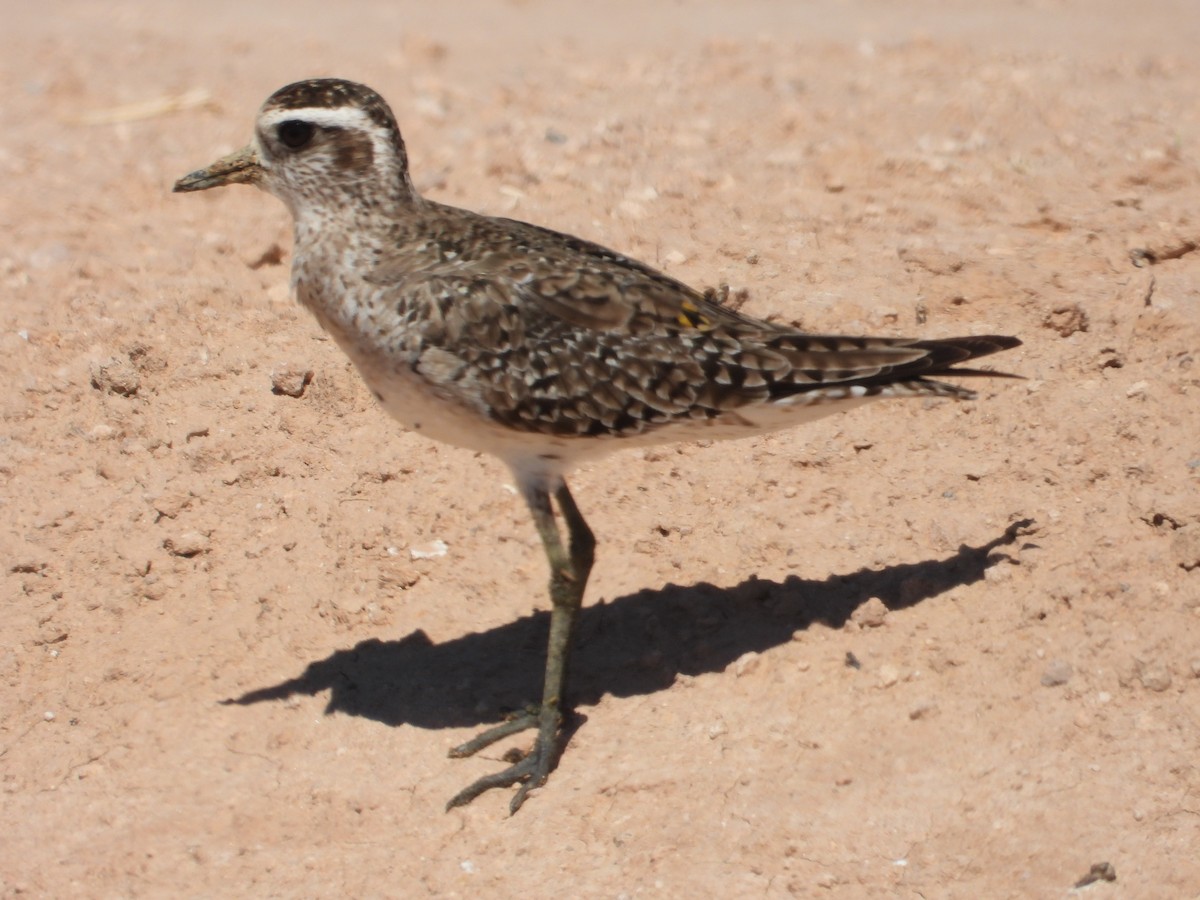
<box><xmin>276</xmin><ymin>120</ymin><xmax>316</xmax><ymax>150</ymax></box>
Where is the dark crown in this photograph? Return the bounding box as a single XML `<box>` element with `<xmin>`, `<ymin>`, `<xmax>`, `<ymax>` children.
<box><xmin>261</xmin><ymin>78</ymin><xmax>401</xmax><ymax>137</ymax></box>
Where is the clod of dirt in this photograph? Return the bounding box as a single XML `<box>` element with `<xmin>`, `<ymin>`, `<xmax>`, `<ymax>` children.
<box><xmin>152</xmin><ymin>488</ymin><xmax>196</xmax><ymax>521</ymax></box>
<box><xmin>851</xmin><ymin>597</ymin><xmax>889</xmax><ymax>628</ymax></box>
<box><xmin>733</xmin><ymin>651</ymin><xmax>761</xmax><ymax>677</ymax></box>
<box><xmin>90</xmin><ymin>358</ymin><xmax>140</xmax><ymax>396</ymax></box>
<box><xmin>1042</xmin><ymin>303</ymin><xmax>1089</xmax><ymax>337</ymax></box>
<box><xmin>896</xmin><ymin>245</ymin><xmax>966</xmax><ymax>276</ymax></box>
<box><xmin>248</xmin><ymin>242</ymin><xmax>286</xmax><ymax>269</ymax></box>
<box><xmin>1172</xmin><ymin>525</ymin><xmax>1200</xmax><ymax>571</ymax></box>
<box><xmin>270</xmin><ymin>365</ymin><xmax>314</xmax><ymax>398</ymax></box>
<box><xmin>163</xmin><ymin>531</ymin><xmax>210</xmax><ymax>557</ymax></box>
<box><xmin>877</xmin><ymin>664</ymin><xmax>900</xmax><ymax>688</ymax></box>
<box><xmin>1137</xmin><ymin>662</ymin><xmax>1172</xmax><ymax>693</ymax></box>
<box><xmin>1074</xmin><ymin>861</ymin><xmax>1117</xmax><ymax>888</ymax></box>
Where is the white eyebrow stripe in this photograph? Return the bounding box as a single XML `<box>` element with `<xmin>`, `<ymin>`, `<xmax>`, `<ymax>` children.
<box><xmin>258</xmin><ymin>106</ymin><xmax>374</xmax><ymax>131</ymax></box>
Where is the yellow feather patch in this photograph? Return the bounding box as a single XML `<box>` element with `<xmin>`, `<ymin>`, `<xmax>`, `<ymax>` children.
<box><xmin>677</xmin><ymin>299</ymin><xmax>715</xmax><ymax>331</ymax></box>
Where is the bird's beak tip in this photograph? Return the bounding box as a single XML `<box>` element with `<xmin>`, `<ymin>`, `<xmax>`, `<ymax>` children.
<box><xmin>172</xmin><ymin>172</ymin><xmax>205</xmax><ymax>193</ymax></box>
<box><xmin>173</xmin><ymin>144</ymin><xmax>262</xmax><ymax>193</ymax></box>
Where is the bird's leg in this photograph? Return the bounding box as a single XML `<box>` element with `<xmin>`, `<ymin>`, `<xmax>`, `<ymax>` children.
<box><xmin>445</xmin><ymin>479</ymin><xmax>595</xmax><ymax>814</ymax></box>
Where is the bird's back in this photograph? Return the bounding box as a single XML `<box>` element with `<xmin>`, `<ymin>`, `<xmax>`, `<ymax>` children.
<box><xmin>329</xmin><ymin>199</ymin><xmax>1020</xmax><ymax>458</ymax></box>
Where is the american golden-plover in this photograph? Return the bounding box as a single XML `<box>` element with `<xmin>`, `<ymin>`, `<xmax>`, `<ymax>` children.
<box><xmin>175</xmin><ymin>78</ymin><xmax>1020</xmax><ymax>813</ymax></box>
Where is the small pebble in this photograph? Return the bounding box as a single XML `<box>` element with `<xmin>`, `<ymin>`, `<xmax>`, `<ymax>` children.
<box><xmin>733</xmin><ymin>651</ymin><xmax>761</xmax><ymax>677</ymax></box>
<box><xmin>877</xmin><ymin>664</ymin><xmax>899</xmax><ymax>688</ymax></box>
<box><xmin>1041</xmin><ymin>659</ymin><xmax>1073</xmax><ymax>687</ymax></box>
<box><xmin>984</xmin><ymin>563</ymin><xmax>1012</xmax><ymax>583</ymax></box>
<box><xmin>43</xmin><ymin>710</ymin><xmax>55</xmax><ymax>721</ymax></box>
<box><xmin>164</xmin><ymin>531</ymin><xmax>209</xmax><ymax>558</ymax></box>
<box><xmin>410</xmin><ymin>539</ymin><xmax>448</xmax><ymax>560</ymax></box>
<box><xmin>908</xmin><ymin>700</ymin><xmax>938</xmax><ymax>720</ymax></box>
<box><xmin>1138</xmin><ymin>664</ymin><xmax>1172</xmax><ymax>692</ymax></box>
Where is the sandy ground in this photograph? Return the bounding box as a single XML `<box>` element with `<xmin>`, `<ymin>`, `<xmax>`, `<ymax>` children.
<box><xmin>3</xmin><ymin>1</ymin><xmax>1199</xmax><ymax>896</ymax></box>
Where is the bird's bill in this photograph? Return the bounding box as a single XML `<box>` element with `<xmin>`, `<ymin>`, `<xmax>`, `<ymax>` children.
<box><xmin>173</xmin><ymin>144</ymin><xmax>262</xmax><ymax>192</ymax></box>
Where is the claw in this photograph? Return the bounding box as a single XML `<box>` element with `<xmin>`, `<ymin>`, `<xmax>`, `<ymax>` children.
<box><xmin>445</xmin><ymin>704</ymin><xmax>563</xmax><ymax>813</ymax></box>
<box><xmin>445</xmin><ymin>749</ymin><xmax>547</xmax><ymax>813</ymax></box>
<box><xmin>448</xmin><ymin>708</ymin><xmax>539</xmax><ymax>759</ymax></box>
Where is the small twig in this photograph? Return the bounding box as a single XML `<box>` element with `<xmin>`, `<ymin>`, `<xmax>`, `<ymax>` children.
<box><xmin>1129</xmin><ymin>240</ymin><xmax>1197</xmax><ymax>268</ymax></box>
<box><xmin>72</xmin><ymin>88</ymin><xmax>213</xmax><ymax>125</ymax></box>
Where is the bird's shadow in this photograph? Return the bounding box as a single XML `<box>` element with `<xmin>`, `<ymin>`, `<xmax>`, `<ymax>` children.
<box><xmin>227</xmin><ymin>520</ymin><xmax>1034</xmax><ymax>729</ymax></box>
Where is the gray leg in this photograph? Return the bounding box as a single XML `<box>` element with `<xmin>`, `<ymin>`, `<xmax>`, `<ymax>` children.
<box><xmin>445</xmin><ymin>479</ymin><xmax>595</xmax><ymax>814</ymax></box>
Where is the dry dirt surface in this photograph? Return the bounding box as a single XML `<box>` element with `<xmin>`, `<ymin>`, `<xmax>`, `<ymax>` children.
<box><xmin>3</xmin><ymin>1</ymin><xmax>1199</xmax><ymax>896</ymax></box>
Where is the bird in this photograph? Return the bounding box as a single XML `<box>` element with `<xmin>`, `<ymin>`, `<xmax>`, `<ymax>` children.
<box><xmin>174</xmin><ymin>77</ymin><xmax>1020</xmax><ymax>814</ymax></box>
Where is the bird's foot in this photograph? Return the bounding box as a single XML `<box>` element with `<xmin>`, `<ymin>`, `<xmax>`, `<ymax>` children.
<box><xmin>445</xmin><ymin>704</ymin><xmax>562</xmax><ymax>814</ymax></box>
